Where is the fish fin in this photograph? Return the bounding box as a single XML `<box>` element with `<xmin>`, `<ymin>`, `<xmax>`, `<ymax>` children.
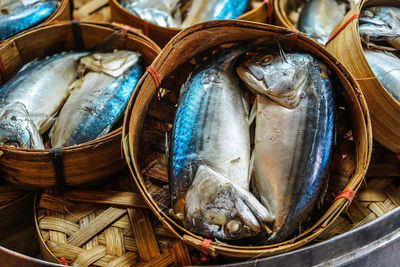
<box><xmin>277</xmin><ymin>41</ymin><xmax>288</xmax><ymax>63</ymax></box>
<box><xmin>39</xmin><ymin>115</ymin><xmax>57</xmax><ymax>135</ymax></box>
<box><xmin>249</xmin><ymin>94</ymin><xmax>259</xmax><ymax>125</ymax></box>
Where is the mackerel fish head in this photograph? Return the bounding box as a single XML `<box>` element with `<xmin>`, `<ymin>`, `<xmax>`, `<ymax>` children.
<box><xmin>0</xmin><ymin>102</ymin><xmax>43</xmax><ymax>149</ymax></box>
<box><xmin>236</xmin><ymin>50</ymin><xmax>313</xmax><ymax>109</ymax></box>
<box><xmin>184</xmin><ymin>165</ymin><xmax>273</xmax><ymax>241</ymax></box>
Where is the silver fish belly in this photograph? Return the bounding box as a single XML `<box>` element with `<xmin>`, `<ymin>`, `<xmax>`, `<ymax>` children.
<box><xmin>298</xmin><ymin>0</ymin><xmax>346</xmax><ymax>45</ymax></box>
<box><xmin>181</xmin><ymin>0</ymin><xmax>251</xmax><ymax>28</ymax></box>
<box><xmin>0</xmin><ymin>52</ymin><xmax>86</xmax><ymax>149</ymax></box>
<box><xmin>364</xmin><ymin>49</ymin><xmax>400</xmax><ymax>102</ymax></box>
<box><xmin>120</xmin><ymin>0</ymin><xmax>181</xmax><ymax>28</ymax></box>
<box><xmin>237</xmin><ymin>52</ymin><xmax>334</xmax><ymax>242</ymax></box>
<box><xmin>50</xmin><ymin>51</ymin><xmax>142</xmax><ymax>148</ymax></box>
<box><xmin>169</xmin><ymin>47</ymin><xmax>272</xmax><ymax>241</ymax></box>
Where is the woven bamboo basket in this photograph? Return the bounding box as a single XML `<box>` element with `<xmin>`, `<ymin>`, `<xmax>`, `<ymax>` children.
<box><xmin>326</xmin><ymin>0</ymin><xmax>400</xmax><ymax>154</ymax></box>
<box><xmin>122</xmin><ymin>20</ymin><xmax>372</xmax><ymax>258</ymax></box>
<box><xmin>0</xmin><ymin>185</ymin><xmax>38</xmax><ymax>257</ymax></box>
<box><xmin>274</xmin><ymin>0</ymin><xmax>297</xmax><ymax>29</ymax></box>
<box><xmin>35</xmin><ymin>174</ymin><xmax>198</xmax><ymax>266</ymax></box>
<box><xmin>0</xmin><ymin>21</ymin><xmax>160</xmax><ymax>189</ymax></box>
<box><xmin>109</xmin><ymin>0</ymin><xmax>273</xmax><ymax>47</ymax></box>
<box><xmin>0</xmin><ymin>0</ymin><xmax>71</xmax><ymax>43</ymax></box>
<box><xmin>315</xmin><ymin>141</ymin><xmax>400</xmax><ymax>242</ymax></box>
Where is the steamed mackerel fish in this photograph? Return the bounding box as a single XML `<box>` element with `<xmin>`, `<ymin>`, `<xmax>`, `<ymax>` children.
<box><xmin>237</xmin><ymin>52</ymin><xmax>334</xmax><ymax>241</ymax></box>
<box><xmin>169</xmin><ymin>47</ymin><xmax>272</xmax><ymax>241</ymax></box>
<box><xmin>297</xmin><ymin>0</ymin><xmax>346</xmax><ymax>45</ymax></box>
<box><xmin>120</xmin><ymin>0</ymin><xmax>181</xmax><ymax>28</ymax></box>
<box><xmin>0</xmin><ymin>0</ymin><xmax>58</xmax><ymax>40</ymax></box>
<box><xmin>364</xmin><ymin>49</ymin><xmax>400</xmax><ymax>102</ymax></box>
<box><xmin>359</xmin><ymin>6</ymin><xmax>400</xmax><ymax>50</ymax></box>
<box><xmin>50</xmin><ymin>51</ymin><xmax>143</xmax><ymax>148</ymax></box>
<box><xmin>0</xmin><ymin>52</ymin><xmax>87</xmax><ymax>149</ymax></box>
<box><xmin>181</xmin><ymin>0</ymin><xmax>251</xmax><ymax>28</ymax></box>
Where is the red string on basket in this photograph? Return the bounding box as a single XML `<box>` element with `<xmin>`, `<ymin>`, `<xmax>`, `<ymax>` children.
<box><xmin>144</xmin><ymin>20</ymin><xmax>150</xmax><ymax>37</ymax></box>
<box><xmin>335</xmin><ymin>188</ymin><xmax>356</xmax><ymax>204</ymax></box>
<box><xmin>146</xmin><ymin>66</ymin><xmax>161</xmax><ymax>88</ymax></box>
<box><xmin>288</xmin><ymin>30</ymin><xmax>300</xmax><ymax>50</ymax></box>
<box><xmin>120</xmin><ymin>25</ymin><xmax>131</xmax><ymax>49</ymax></box>
<box><xmin>264</xmin><ymin>0</ymin><xmax>273</xmax><ymax>25</ymax></box>
<box><xmin>59</xmin><ymin>257</ymin><xmax>68</xmax><ymax>266</ymax></box>
<box><xmin>0</xmin><ymin>56</ymin><xmax>7</xmax><ymax>82</ymax></box>
<box><xmin>325</xmin><ymin>14</ymin><xmax>360</xmax><ymax>46</ymax></box>
<box><xmin>200</xmin><ymin>239</ymin><xmax>212</xmax><ymax>262</ymax></box>
<box><xmin>397</xmin><ymin>154</ymin><xmax>400</xmax><ymax>160</ymax></box>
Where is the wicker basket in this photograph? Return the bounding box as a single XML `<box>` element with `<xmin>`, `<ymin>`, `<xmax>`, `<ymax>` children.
<box><xmin>35</xmin><ymin>174</ymin><xmax>196</xmax><ymax>266</ymax></box>
<box><xmin>326</xmin><ymin>0</ymin><xmax>400</xmax><ymax>154</ymax></box>
<box><xmin>109</xmin><ymin>0</ymin><xmax>273</xmax><ymax>47</ymax></box>
<box><xmin>0</xmin><ymin>185</ymin><xmax>38</xmax><ymax>257</ymax></box>
<box><xmin>122</xmin><ymin>20</ymin><xmax>372</xmax><ymax>258</ymax></box>
<box><xmin>0</xmin><ymin>0</ymin><xmax>71</xmax><ymax>43</ymax></box>
<box><xmin>0</xmin><ymin>21</ymin><xmax>160</xmax><ymax>189</ymax></box>
<box><xmin>274</xmin><ymin>0</ymin><xmax>297</xmax><ymax>29</ymax></box>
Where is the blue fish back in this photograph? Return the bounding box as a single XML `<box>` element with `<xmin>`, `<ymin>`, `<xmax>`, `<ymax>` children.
<box><xmin>0</xmin><ymin>1</ymin><xmax>58</xmax><ymax>40</ymax></box>
<box><xmin>64</xmin><ymin>63</ymin><xmax>143</xmax><ymax>146</ymax></box>
<box><xmin>209</xmin><ymin>0</ymin><xmax>251</xmax><ymax>20</ymax></box>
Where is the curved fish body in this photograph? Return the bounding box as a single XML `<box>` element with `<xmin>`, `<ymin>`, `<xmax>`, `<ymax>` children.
<box><xmin>364</xmin><ymin>49</ymin><xmax>400</xmax><ymax>102</ymax></box>
<box><xmin>0</xmin><ymin>0</ymin><xmax>58</xmax><ymax>40</ymax></box>
<box><xmin>359</xmin><ymin>6</ymin><xmax>400</xmax><ymax>50</ymax></box>
<box><xmin>50</xmin><ymin>51</ymin><xmax>142</xmax><ymax>148</ymax></box>
<box><xmin>169</xmin><ymin>47</ymin><xmax>272</xmax><ymax>241</ymax></box>
<box><xmin>0</xmin><ymin>52</ymin><xmax>86</xmax><ymax>149</ymax></box>
<box><xmin>237</xmin><ymin>52</ymin><xmax>334</xmax><ymax>242</ymax></box>
<box><xmin>181</xmin><ymin>0</ymin><xmax>251</xmax><ymax>28</ymax></box>
<box><xmin>120</xmin><ymin>0</ymin><xmax>181</xmax><ymax>28</ymax></box>
<box><xmin>0</xmin><ymin>102</ymin><xmax>43</xmax><ymax>149</ymax></box>
<box><xmin>298</xmin><ymin>0</ymin><xmax>346</xmax><ymax>45</ymax></box>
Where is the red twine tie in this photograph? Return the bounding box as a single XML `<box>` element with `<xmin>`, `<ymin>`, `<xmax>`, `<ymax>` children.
<box><xmin>288</xmin><ymin>30</ymin><xmax>300</xmax><ymax>50</ymax></box>
<box><xmin>59</xmin><ymin>257</ymin><xmax>68</xmax><ymax>265</ymax></box>
<box><xmin>326</xmin><ymin>14</ymin><xmax>360</xmax><ymax>45</ymax></box>
<box><xmin>397</xmin><ymin>154</ymin><xmax>400</xmax><ymax>160</ymax></box>
<box><xmin>200</xmin><ymin>239</ymin><xmax>212</xmax><ymax>262</ymax></box>
<box><xmin>146</xmin><ymin>66</ymin><xmax>161</xmax><ymax>88</ymax></box>
<box><xmin>120</xmin><ymin>25</ymin><xmax>131</xmax><ymax>49</ymax></box>
<box><xmin>264</xmin><ymin>0</ymin><xmax>273</xmax><ymax>25</ymax></box>
<box><xmin>335</xmin><ymin>188</ymin><xmax>356</xmax><ymax>204</ymax></box>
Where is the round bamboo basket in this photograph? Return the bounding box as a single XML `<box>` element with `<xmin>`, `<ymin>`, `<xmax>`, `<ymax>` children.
<box><xmin>109</xmin><ymin>0</ymin><xmax>273</xmax><ymax>47</ymax></box>
<box><xmin>0</xmin><ymin>0</ymin><xmax>71</xmax><ymax>43</ymax></box>
<box><xmin>0</xmin><ymin>185</ymin><xmax>38</xmax><ymax>257</ymax></box>
<box><xmin>0</xmin><ymin>21</ymin><xmax>161</xmax><ymax>189</ymax></box>
<box><xmin>35</xmin><ymin>174</ymin><xmax>197</xmax><ymax>266</ymax></box>
<box><xmin>122</xmin><ymin>20</ymin><xmax>372</xmax><ymax>258</ymax></box>
<box><xmin>326</xmin><ymin>0</ymin><xmax>400</xmax><ymax>154</ymax></box>
<box><xmin>274</xmin><ymin>0</ymin><xmax>297</xmax><ymax>29</ymax></box>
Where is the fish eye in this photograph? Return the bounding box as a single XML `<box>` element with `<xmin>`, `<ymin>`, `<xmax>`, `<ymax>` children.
<box><xmin>260</xmin><ymin>55</ymin><xmax>273</xmax><ymax>66</ymax></box>
<box><xmin>224</xmin><ymin>220</ymin><xmax>243</xmax><ymax>237</ymax></box>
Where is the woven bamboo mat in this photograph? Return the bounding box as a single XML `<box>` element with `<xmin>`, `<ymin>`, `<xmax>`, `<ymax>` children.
<box><xmin>74</xmin><ymin>0</ymin><xmax>111</xmax><ymax>21</ymax></box>
<box><xmin>316</xmin><ymin>141</ymin><xmax>400</xmax><ymax>241</ymax></box>
<box><xmin>37</xmin><ymin>174</ymin><xmax>202</xmax><ymax>266</ymax></box>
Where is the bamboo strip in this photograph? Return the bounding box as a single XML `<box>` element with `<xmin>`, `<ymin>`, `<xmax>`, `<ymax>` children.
<box><xmin>385</xmin><ymin>185</ymin><xmax>400</xmax><ymax>206</ymax></box>
<box><xmin>97</xmin><ymin>235</ymin><xmax>137</xmax><ymax>252</ymax></box>
<box><xmin>80</xmin><ymin>213</ymin><xmax>99</xmax><ymax>250</ymax></box>
<box><xmin>73</xmin><ymin>246</ymin><xmax>108</xmax><ymax>266</ymax></box>
<box><xmin>170</xmin><ymin>240</ymin><xmax>192</xmax><ymax>266</ymax></box>
<box><xmin>39</xmin><ymin>216</ymin><xmax>80</xmax><ymax>236</ymax></box>
<box><xmin>62</xmin><ymin>190</ymin><xmax>148</xmax><ymax>209</ymax></box>
<box><xmin>140</xmin><ymin>253</ymin><xmax>175</xmax><ymax>267</ymax></box>
<box><xmin>106</xmin><ymin>251</ymin><xmax>138</xmax><ymax>267</ymax></box>
<box><xmin>39</xmin><ymin>193</ymin><xmax>75</xmax><ymax>213</ymax></box>
<box><xmin>104</xmin><ymin>227</ymin><xmax>125</xmax><ymax>256</ymax></box>
<box><xmin>67</xmin><ymin>207</ymin><xmax>126</xmax><ymax>247</ymax></box>
<box><xmin>357</xmin><ymin>190</ymin><xmax>388</xmax><ymax>202</ymax></box>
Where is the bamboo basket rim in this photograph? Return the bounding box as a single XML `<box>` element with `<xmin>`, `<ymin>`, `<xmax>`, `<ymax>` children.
<box><xmin>109</xmin><ymin>0</ymin><xmax>270</xmax><ymax>32</ymax></box>
<box><xmin>273</xmin><ymin>0</ymin><xmax>296</xmax><ymax>29</ymax></box>
<box><xmin>122</xmin><ymin>20</ymin><xmax>373</xmax><ymax>257</ymax></box>
<box><xmin>0</xmin><ymin>20</ymin><xmax>161</xmax><ymax>154</ymax></box>
<box><xmin>0</xmin><ymin>189</ymin><xmax>30</xmax><ymax>212</ymax></box>
<box><xmin>326</xmin><ymin>0</ymin><xmax>400</xmax><ymax>153</ymax></box>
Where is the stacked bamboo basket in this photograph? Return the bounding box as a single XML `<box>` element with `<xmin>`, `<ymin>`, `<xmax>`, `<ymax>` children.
<box><xmin>1</xmin><ymin>0</ymin><xmax>400</xmax><ymax>266</ymax></box>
